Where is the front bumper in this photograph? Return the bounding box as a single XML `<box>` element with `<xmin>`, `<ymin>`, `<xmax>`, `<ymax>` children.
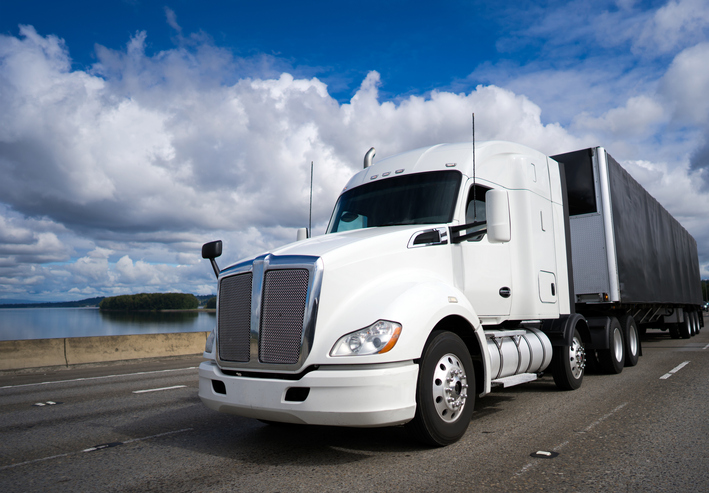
<box><xmin>198</xmin><ymin>360</ymin><xmax>418</xmax><ymax>427</ymax></box>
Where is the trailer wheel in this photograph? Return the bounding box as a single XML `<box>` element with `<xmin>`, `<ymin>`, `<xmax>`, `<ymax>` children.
<box><xmin>551</xmin><ymin>328</ymin><xmax>585</xmax><ymax>390</ymax></box>
<box><xmin>696</xmin><ymin>311</ymin><xmax>703</xmax><ymax>332</ymax></box>
<box><xmin>690</xmin><ymin>311</ymin><xmax>700</xmax><ymax>335</ymax></box>
<box><xmin>668</xmin><ymin>323</ymin><xmax>680</xmax><ymax>339</ymax></box>
<box><xmin>598</xmin><ymin>317</ymin><xmax>625</xmax><ymax>374</ymax></box>
<box><xmin>407</xmin><ymin>331</ymin><xmax>475</xmax><ymax>447</ymax></box>
<box><xmin>678</xmin><ymin>314</ymin><xmax>692</xmax><ymax>339</ymax></box>
<box><xmin>620</xmin><ymin>315</ymin><xmax>640</xmax><ymax>367</ymax></box>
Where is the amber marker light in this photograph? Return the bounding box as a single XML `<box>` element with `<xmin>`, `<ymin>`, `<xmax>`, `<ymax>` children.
<box><xmin>377</xmin><ymin>325</ymin><xmax>402</xmax><ymax>354</ymax></box>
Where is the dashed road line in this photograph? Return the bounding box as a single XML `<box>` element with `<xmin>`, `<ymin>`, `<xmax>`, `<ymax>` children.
<box><xmin>0</xmin><ymin>428</ymin><xmax>193</xmax><ymax>470</ymax></box>
<box><xmin>0</xmin><ymin>367</ymin><xmax>198</xmax><ymax>390</ymax></box>
<box><xmin>660</xmin><ymin>361</ymin><xmax>690</xmax><ymax>380</ymax></box>
<box><xmin>132</xmin><ymin>385</ymin><xmax>186</xmax><ymax>394</ymax></box>
<box><xmin>515</xmin><ymin>403</ymin><xmax>627</xmax><ymax>477</ymax></box>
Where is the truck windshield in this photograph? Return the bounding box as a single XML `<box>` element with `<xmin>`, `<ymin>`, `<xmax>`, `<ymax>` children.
<box><xmin>326</xmin><ymin>170</ymin><xmax>462</xmax><ymax>233</ymax></box>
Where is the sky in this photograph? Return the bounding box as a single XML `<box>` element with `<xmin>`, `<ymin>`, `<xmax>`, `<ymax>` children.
<box><xmin>0</xmin><ymin>0</ymin><xmax>708</xmax><ymax>303</ymax></box>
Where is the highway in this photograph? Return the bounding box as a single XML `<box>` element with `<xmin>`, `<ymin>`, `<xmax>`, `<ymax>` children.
<box><xmin>1</xmin><ymin>317</ymin><xmax>708</xmax><ymax>492</ymax></box>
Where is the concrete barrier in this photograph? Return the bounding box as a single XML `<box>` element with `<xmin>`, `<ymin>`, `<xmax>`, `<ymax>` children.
<box><xmin>0</xmin><ymin>338</ymin><xmax>67</xmax><ymax>370</ymax></box>
<box><xmin>0</xmin><ymin>332</ymin><xmax>208</xmax><ymax>371</ymax></box>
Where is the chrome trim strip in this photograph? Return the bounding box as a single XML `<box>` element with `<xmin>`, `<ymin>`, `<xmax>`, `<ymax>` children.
<box><xmin>596</xmin><ymin>148</ymin><xmax>621</xmax><ymax>302</ymax></box>
<box><xmin>407</xmin><ymin>227</ymin><xmax>449</xmax><ymax>248</ymax></box>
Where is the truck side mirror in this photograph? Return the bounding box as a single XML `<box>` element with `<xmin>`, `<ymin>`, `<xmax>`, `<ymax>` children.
<box><xmin>202</xmin><ymin>240</ymin><xmax>222</xmax><ymax>259</ymax></box>
<box><xmin>486</xmin><ymin>190</ymin><xmax>511</xmax><ymax>243</ymax></box>
<box><xmin>202</xmin><ymin>240</ymin><xmax>222</xmax><ymax>279</ymax></box>
<box><xmin>296</xmin><ymin>228</ymin><xmax>308</xmax><ymax>241</ymax></box>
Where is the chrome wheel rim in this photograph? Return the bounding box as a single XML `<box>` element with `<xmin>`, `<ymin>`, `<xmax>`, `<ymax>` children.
<box><xmin>569</xmin><ymin>336</ymin><xmax>585</xmax><ymax>380</ymax></box>
<box><xmin>627</xmin><ymin>324</ymin><xmax>638</xmax><ymax>356</ymax></box>
<box><xmin>612</xmin><ymin>328</ymin><xmax>623</xmax><ymax>361</ymax></box>
<box><xmin>432</xmin><ymin>353</ymin><xmax>468</xmax><ymax>423</ymax></box>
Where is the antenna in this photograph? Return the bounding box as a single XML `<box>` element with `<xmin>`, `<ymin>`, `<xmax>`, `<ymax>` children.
<box><xmin>472</xmin><ymin>113</ymin><xmax>477</xmax><ymax>220</ymax></box>
<box><xmin>308</xmin><ymin>161</ymin><xmax>313</xmax><ymax>238</ymax></box>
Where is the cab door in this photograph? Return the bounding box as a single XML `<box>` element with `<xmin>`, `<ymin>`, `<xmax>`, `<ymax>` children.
<box><xmin>455</xmin><ymin>184</ymin><xmax>512</xmax><ymax>319</ymax></box>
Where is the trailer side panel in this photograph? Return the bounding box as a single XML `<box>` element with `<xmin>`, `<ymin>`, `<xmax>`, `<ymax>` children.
<box><xmin>606</xmin><ymin>153</ymin><xmax>702</xmax><ymax>305</ymax></box>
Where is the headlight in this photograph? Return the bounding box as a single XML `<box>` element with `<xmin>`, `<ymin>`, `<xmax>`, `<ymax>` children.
<box><xmin>205</xmin><ymin>328</ymin><xmax>216</xmax><ymax>354</ymax></box>
<box><xmin>330</xmin><ymin>320</ymin><xmax>402</xmax><ymax>357</ymax></box>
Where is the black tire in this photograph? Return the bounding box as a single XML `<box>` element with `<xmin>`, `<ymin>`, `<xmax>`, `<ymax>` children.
<box><xmin>669</xmin><ymin>323</ymin><xmax>680</xmax><ymax>339</ymax></box>
<box><xmin>678</xmin><ymin>313</ymin><xmax>692</xmax><ymax>339</ymax></box>
<box><xmin>406</xmin><ymin>331</ymin><xmax>475</xmax><ymax>447</ymax></box>
<box><xmin>697</xmin><ymin>311</ymin><xmax>703</xmax><ymax>332</ymax></box>
<box><xmin>690</xmin><ymin>311</ymin><xmax>700</xmax><ymax>335</ymax></box>
<box><xmin>598</xmin><ymin>317</ymin><xmax>625</xmax><ymax>374</ymax></box>
<box><xmin>620</xmin><ymin>314</ymin><xmax>640</xmax><ymax>367</ymax></box>
<box><xmin>551</xmin><ymin>328</ymin><xmax>585</xmax><ymax>390</ymax></box>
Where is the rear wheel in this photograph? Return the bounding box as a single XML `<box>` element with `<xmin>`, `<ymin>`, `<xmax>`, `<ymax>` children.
<box><xmin>598</xmin><ymin>317</ymin><xmax>625</xmax><ymax>374</ymax></box>
<box><xmin>690</xmin><ymin>311</ymin><xmax>700</xmax><ymax>335</ymax></box>
<box><xmin>696</xmin><ymin>311</ymin><xmax>703</xmax><ymax>332</ymax></box>
<box><xmin>551</xmin><ymin>328</ymin><xmax>585</xmax><ymax>390</ymax></box>
<box><xmin>407</xmin><ymin>331</ymin><xmax>475</xmax><ymax>447</ymax></box>
<box><xmin>620</xmin><ymin>315</ymin><xmax>640</xmax><ymax>367</ymax></box>
<box><xmin>668</xmin><ymin>323</ymin><xmax>680</xmax><ymax>339</ymax></box>
<box><xmin>678</xmin><ymin>313</ymin><xmax>692</xmax><ymax>339</ymax></box>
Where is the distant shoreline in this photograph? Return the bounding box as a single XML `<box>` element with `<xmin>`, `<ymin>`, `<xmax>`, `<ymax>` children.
<box><xmin>1</xmin><ymin>295</ymin><xmax>215</xmax><ymax>310</ymax></box>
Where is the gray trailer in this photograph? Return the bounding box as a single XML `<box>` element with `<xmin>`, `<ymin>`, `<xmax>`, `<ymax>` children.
<box><xmin>551</xmin><ymin>147</ymin><xmax>704</xmax><ymax>363</ymax></box>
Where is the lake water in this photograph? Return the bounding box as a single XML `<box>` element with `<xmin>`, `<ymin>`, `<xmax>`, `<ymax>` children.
<box><xmin>0</xmin><ymin>307</ymin><xmax>216</xmax><ymax>341</ymax></box>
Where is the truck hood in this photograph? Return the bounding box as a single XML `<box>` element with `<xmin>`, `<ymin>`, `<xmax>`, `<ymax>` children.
<box><xmin>220</xmin><ymin>225</ymin><xmax>442</xmax><ymax>274</ymax></box>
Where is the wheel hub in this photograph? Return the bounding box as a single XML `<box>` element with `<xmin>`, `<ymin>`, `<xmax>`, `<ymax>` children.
<box><xmin>432</xmin><ymin>353</ymin><xmax>468</xmax><ymax>423</ymax></box>
<box><xmin>569</xmin><ymin>336</ymin><xmax>585</xmax><ymax>379</ymax></box>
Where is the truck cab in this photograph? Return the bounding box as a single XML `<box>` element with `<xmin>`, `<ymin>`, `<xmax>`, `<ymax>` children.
<box><xmin>198</xmin><ymin>141</ymin><xmax>592</xmax><ymax>446</ymax></box>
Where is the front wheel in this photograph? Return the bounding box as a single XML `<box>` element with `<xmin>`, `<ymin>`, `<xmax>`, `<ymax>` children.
<box><xmin>551</xmin><ymin>328</ymin><xmax>585</xmax><ymax>390</ymax></box>
<box><xmin>407</xmin><ymin>331</ymin><xmax>475</xmax><ymax>447</ymax></box>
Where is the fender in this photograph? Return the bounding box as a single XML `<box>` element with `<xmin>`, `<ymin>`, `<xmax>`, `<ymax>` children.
<box><xmin>313</xmin><ymin>278</ymin><xmax>493</xmax><ymax>395</ymax></box>
<box><xmin>542</xmin><ymin>313</ymin><xmax>589</xmax><ymax>347</ymax></box>
<box><xmin>583</xmin><ymin>316</ymin><xmax>616</xmax><ymax>350</ymax></box>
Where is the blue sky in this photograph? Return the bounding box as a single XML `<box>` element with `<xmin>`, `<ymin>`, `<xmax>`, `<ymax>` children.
<box><xmin>0</xmin><ymin>0</ymin><xmax>708</xmax><ymax>302</ymax></box>
<box><xmin>2</xmin><ymin>0</ymin><xmax>503</xmax><ymax>101</ymax></box>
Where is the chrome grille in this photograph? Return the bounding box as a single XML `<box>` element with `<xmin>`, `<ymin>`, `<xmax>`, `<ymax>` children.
<box><xmin>259</xmin><ymin>269</ymin><xmax>309</xmax><ymax>364</ymax></box>
<box><xmin>218</xmin><ymin>273</ymin><xmax>252</xmax><ymax>362</ymax></box>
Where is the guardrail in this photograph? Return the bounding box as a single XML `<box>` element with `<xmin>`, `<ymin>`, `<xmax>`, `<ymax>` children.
<box><xmin>0</xmin><ymin>332</ymin><xmax>208</xmax><ymax>371</ymax></box>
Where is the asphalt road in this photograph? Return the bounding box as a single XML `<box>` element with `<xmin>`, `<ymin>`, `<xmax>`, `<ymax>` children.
<box><xmin>1</xmin><ymin>316</ymin><xmax>708</xmax><ymax>492</ymax></box>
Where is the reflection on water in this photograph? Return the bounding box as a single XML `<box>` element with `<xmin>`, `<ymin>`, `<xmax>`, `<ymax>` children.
<box><xmin>0</xmin><ymin>307</ymin><xmax>216</xmax><ymax>341</ymax></box>
<box><xmin>100</xmin><ymin>310</ymin><xmax>200</xmax><ymax>325</ymax></box>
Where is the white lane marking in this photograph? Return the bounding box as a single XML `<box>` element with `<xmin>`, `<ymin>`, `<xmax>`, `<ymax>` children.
<box><xmin>132</xmin><ymin>385</ymin><xmax>186</xmax><ymax>394</ymax></box>
<box><xmin>0</xmin><ymin>428</ymin><xmax>193</xmax><ymax>470</ymax></box>
<box><xmin>660</xmin><ymin>361</ymin><xmax>690</xmax><ymax>380</ymax></box>
<box><xmin>0</xmin><ymin>452</ymin><xmax>71</xmax><ymax>470</ymax></box>
<box><xmin>0</xmin><ymin>367</ymin><xmax>198</xmax><ymax>390</ymax></box>
<box><xmin>515</xmin><ymin>403</ymin><xmax>627</xmax><ymax>477</ymax></box>
<box><xmin>703</xmin><ymin>343</ymin><xmax>709</xmax><ymax>350</ymax></box>
<box><xmin>581</xmin><ymin>403</ymin><xmax>628</xmax><ymax>433</ymax></box>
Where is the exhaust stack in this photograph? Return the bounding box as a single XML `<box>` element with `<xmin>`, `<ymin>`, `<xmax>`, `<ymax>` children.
<box><xmin>363</xmin><ymin>147</ymin><xmax>376</xmax><ymax>169</ymax></box>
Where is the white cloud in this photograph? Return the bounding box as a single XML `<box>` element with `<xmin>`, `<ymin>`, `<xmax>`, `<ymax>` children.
<box><xmin>660</xmin><ymin>42</ymin><xmax>709</xmax><ymax>125</ymax></box>
<box><xmin>1</xmin><ymin>17</ymin><xmax>708</xmax><ymax>301</ymax></box>
<box><xmin>572</xmin><ymin>95</ymin><xmax>667</xmax><ymax>145</ymax></box>
<box><xmin>635</xmin><ymin>0</ymin><xmax>709</xmax><ymax>54</ymax></box>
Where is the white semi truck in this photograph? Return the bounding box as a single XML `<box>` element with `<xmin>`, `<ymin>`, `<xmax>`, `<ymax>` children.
<box><xmin>199</xmin><ymin>141</ymin><xmax>703</xmax><ymax>446</ymax></box>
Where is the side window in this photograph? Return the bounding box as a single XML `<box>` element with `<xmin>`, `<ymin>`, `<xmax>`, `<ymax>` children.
<box><xmin>464</xmin><ymin>185</ymin><xmax>489</xmax><ymax>242</ymax></box>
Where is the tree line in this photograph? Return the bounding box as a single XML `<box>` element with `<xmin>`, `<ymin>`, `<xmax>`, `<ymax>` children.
<box><xmin>99</xmin><ymin>293</ymin><xmax>199</xmax><ymax>311</ymax></box>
